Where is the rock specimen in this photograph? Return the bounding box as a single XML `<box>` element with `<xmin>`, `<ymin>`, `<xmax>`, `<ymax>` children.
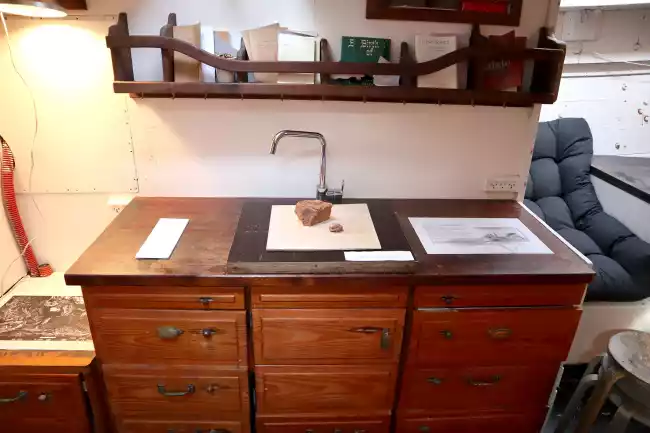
<box><xmin>295</xmin><ymin>200</ymin><xmax>332</xmax><ymax>226</ymax></box>
<box><xmin>329</xmin><ymin>223</ymin><xmax>344</xmax><ymax>233</ymax></box>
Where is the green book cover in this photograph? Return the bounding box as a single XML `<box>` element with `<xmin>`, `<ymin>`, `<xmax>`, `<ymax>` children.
<box><xmin>341</xmin><ymin>36</ymin><xmax>391</xmax><ymax>63</ymax></box>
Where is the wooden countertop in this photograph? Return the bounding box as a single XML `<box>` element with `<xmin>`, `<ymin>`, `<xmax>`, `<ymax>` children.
<box><xmin>65</xmin><ymin>197</ymin><xmax>594</xmax><ymax>287</ymax></box>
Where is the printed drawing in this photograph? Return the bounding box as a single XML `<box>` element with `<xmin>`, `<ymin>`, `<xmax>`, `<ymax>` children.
<box><xmin>0</xmin><ymin>296</ymin><xmax>91</xmax><ymax>341</ymax></box>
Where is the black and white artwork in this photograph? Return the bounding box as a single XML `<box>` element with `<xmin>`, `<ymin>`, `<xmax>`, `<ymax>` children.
<box><xmin>0</xmin><ymin>296</ymin><xmax>91</xmax><ymax>341</ymax></box>
<box><xmin>409</xmin><ymin>217</ymin><xmax>553</xmax><ymax>255</ymax></box>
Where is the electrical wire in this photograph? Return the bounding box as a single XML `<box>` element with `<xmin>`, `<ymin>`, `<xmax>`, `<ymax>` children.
<box><xmin>0</xmin><ymin>237</ymin><xmax>36</xmax><ymax>297</ymax></box>
<box><xmin>0</xmin><ymin>12</ymin><xmax>44</xmax><ymax>222</ymax></box>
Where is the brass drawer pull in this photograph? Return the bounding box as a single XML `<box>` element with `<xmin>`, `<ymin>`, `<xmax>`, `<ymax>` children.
<box><xmin>206</xmin><ymin>383</ymin><xmax>229</xmax><ymax>394</ymax></box>
<box><xmin>199</xmin><ymin>297</ymin><xmax>214</xmax><ymax>307</ymax></box>
<box><xmin>427</xmin><ymin>377</ymin><xmax>443</xmax><ymax>385</ymax></box>
<box><xmin>157</xmin><ymin>384</ymin><xmax>195</xmax><ymax>397</ymax></box>
<box><xmin>418</xmin><ymin>427</ymin><xmax>431</xmax><ymax>432</ymax></box>
<box><xmin>157</xmin><ymin>326</ymin><xmax>184</xmax><ymax>339</ymax></box>
<box><xmin>348</xmin><ymin>327</ymin><xmax>391</xmax><ymax>351</ymax></box>
<box><xmin>440</xmin><ymin>295</ymin><xmax>458</xmax><ymax>305</ymax></box>
<box><xmin>488</xmin><ymin>327</ymin><xmax>513</xmax><ymax>340</ymax></box>
<box><xmin>0</xmin><ymin>390</ymin><xmax>27</xmax><ymax>404</ymax></box>
<box><xmin>468</xmin><ymin>375</ymin><xmax>501</xmax><ymax>387</ymax></box>
<box><xmin>439</xmin><ymin>330</ymin><xmax>453</xmax><ymax>339</ymax></box>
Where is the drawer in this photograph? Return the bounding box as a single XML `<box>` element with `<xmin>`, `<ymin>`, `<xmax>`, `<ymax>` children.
<box><xmin>252</xmin><ymin>286</ymin><xmax>407</xmax><ymax>308</ymax></box>
<box><xmin>397</xmin><ymin>413</ymin><xmax>545</xmax><ymax>433</ymax></box>
<box><xmin>92</xmin><ymin>309</ymin><xmax>247</xmax><ymax>365</ymax></box>
<box><xmin>258</xmin><ymin>416</ymin><xmax>390</xmax><ymax>433</ymax></box>
<box><xmin>104</xmin><ymin>365</ymin><xmax>249</xmax><ymax>421</ymax></box>
<box><xmin>120</xmin><ymin>419</ymin><xmax>246</xmax><ymax>433</ymax></box>
<box><xmin>0</xmin><ymin>419</ymin><xmax>90</xmax><ymax>433</ymax></box>
<box><xmin>256</xmin><ymin>365</ymin><xmax>396</xmax><ymax>415</ymax></box>
<box><xmin>84</xmin><ymin>286</ymin><xmax>244</xmax><ymax>310</ymax></box>
<box><xmin>399</xmin><ymin>365</ymin><xmax>559</xmax><ymax>412</ymax></box>
<box><xmin>415</xmin><ymin>284</ymin><xmax>586</xmax><ymax>308</ymax></box>
<box><xmin>408</xmin><ymin>308</ymin><xmax>580</xmax><ymax>366</ymax></box>
<box><xmin>253</xmin><ymin>309</ymin><xmax>404</xmax><ymax>364</ymax></box>
<box><xmin>0</xmin><ymin>374</ymin><xmax>88</xmax><ymax>425</ymax></box>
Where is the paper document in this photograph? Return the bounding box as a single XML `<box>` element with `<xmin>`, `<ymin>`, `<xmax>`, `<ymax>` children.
<box><xmin>136</xmin><ymin>218</ymin><xmax>189</xmax><ymax>260</ymax></box>
<box><xmin>409</xmin><ymin>217</ymin><xmax>552</xmax><ymax>255</ymax></box>
<box><xmin>345</xmin><ymin>251</ymin><xmax>414</xmax><ymax>262</ymax></box>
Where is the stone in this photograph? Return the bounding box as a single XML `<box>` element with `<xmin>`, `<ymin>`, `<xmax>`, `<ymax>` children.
<box><xmin>329</xmin><ymin>223</ymin><xmax>344</xmax><ymax>233</ymax></box>
<box><xmin>295</xmin><ymin>200</ymin><xmax>332</xmax><ymax>226</ymax></box>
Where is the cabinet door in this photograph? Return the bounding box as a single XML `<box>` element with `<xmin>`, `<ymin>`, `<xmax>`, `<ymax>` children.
<box><xmin>103</xmin><ymin>365</ymin><xmax>248</xmax><ymax>421</ymax></box>
<box><xmin>253</xmin><ymin>309</ymin><xmax>404</xmax><ymax>364</ymax></box>
<box><xmin>255</xmin><ymin>365</ymin><xmax>396</xmax><ymax>415</ymax></box>
<box><xmin>399</xmin><ymin>365</ymin><xmax>559</xmax><ymax>412</ymax></box>
<box><xmin>408</xmin><ymin>308</ymin><xmax>580</xmax><ymax>366</ymax></box>
<box><xmin>92</xmin><ymin>309</ymin><xmax>247</xmax><ymax>365</ymax></box>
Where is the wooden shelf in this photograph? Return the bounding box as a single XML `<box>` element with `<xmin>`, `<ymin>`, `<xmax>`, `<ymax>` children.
<box><xmin>106</xmin><ymin>13</ymin><xmax>566</xmax><ymax>108</ymax></box>
<box><xmin>115</xmin><ymin>82</ymin><xmax>555</xmax><ymax>107</ymax></box>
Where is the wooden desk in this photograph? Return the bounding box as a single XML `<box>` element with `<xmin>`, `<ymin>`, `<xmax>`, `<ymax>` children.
<box><xmin>66</xmin><ymin>198</ymin><xmax>594</xmax><ymax>433</ymax></box>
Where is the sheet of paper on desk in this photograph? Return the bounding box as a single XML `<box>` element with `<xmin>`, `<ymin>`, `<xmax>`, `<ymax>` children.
<box><xmin>409</xmin><ymin>217</ymin><xmax>553</xmax><ymax>255</ymax></box>
<box><xmin>345</xmin><ymin>251</ymin><xmax>414</xmax><ymax>262</ymax></box>
<box><xmin>136</xmin><ymin>218</ymin><xmax>189</xmax><ymax>259</ymax></box>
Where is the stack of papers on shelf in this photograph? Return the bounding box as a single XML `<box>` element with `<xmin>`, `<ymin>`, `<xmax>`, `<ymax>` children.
<box><xmin>278</xmin><ymin>32</ymin><xmax>317</xmax><ymax>84</ymax></box>
<box><xmin>415</xmin><ymin>35</ymin><xmax>459</xmax><ymax>89</ymax></box>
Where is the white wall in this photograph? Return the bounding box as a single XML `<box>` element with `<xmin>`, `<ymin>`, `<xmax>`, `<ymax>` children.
<box><xmin>541</xmin><ymin>8</ymin><xmax>650</xmax><ymax>157</ymax></box>
<box><xmin>0</xmin><ymin>0</ymin><xmax>555</xmax><ymax>275</ymax></box>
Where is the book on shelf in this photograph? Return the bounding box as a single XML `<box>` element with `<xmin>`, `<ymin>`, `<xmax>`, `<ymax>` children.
<box><xmin>415</xmin><ymin>34</ymin><xmax>459</xmax><ymax>89</ymax></box>
<box><xmin>335</xmin><ymin>36</ymin><xmax>391</xmax><ymax>82</ymax></box>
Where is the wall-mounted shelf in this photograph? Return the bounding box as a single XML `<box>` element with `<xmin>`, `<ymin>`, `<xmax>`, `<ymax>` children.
<box><xmin>106</xmin><ymin>13</ymin><xmax>566</xmax><ymax>108</ymax></box>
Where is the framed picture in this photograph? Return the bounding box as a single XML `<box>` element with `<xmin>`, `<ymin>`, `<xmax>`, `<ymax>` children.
<box><xmin>366</xmin><ymin>0</ymin><xmax>523</xmax><ymax>26</ymax></box>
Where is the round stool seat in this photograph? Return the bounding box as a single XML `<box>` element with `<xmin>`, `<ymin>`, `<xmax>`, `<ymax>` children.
<box><xmin>609</xmin><ymin>330</ymin><xmax>650</xmax><ymax>385</ymax></box>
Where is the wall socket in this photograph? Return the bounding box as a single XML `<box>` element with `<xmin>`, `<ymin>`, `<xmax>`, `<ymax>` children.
<box><xmin>485</xmin><ymin>178</ymin><xmax>520</xmax><ymax>193</ymax></box>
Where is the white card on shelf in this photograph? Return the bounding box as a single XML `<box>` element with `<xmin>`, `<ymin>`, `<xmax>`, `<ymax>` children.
<box><xmin>344</xmin><ymin>251</ymin><xmax>415</xmax><ymax>262</ymax></box>
<box><xmin>136</xmin><ymin>218</ymin><xmax>189</xmax><ymax>260</ymax></box>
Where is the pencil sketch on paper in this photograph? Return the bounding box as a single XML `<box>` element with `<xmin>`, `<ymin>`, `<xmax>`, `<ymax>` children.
<box><xmin>409</xmin><ymin>217</ymin><xmax>553</xmax><ymax>255</ymax></box>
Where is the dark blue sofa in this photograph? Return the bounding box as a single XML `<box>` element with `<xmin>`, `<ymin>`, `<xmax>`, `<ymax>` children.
<box><xmin>524</xmin><ymin>118</ymin><xmax>650</xmax><ymax>302</ymax></box>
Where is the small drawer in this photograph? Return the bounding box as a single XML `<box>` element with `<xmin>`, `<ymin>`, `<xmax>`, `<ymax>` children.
<box><xmin>397</xmin><ymin>413</ymin><xmax>544</xmax><ymax>433</ymax></box>
<box><xmin>408</xmin><ymin>308</ymin><xmax>580</xmax><ymax>366</ymax></box>
<box><xmin>104</xmin><ymin>365</ymin><xmax>249</xmax><ymax>421</ymax></box>
<box><xmin>120</xmin><ymin>419</ymin><xmax>246</xmax><ymax>433</ymax></box>
<box><xmin>92</xmin><ymin>309</ymin><xmax>247</xmax><ymax>365</ymax></box>
<box><xmin>252</xmin><ymin>286</ymin><xmax>408</xmax><ymax>308</ymax></box>
<box><xmin>0</xmin><ymin>374</ymin><xmax>88</xmax><ymax>426</ymax></box>
<box><xmin>84</xmin><ymin>286</ymin><xmax>244</xmax><ymax>310</ymax></box>
<box><xmin>415</xmin><ymin>284</ymin><xmax>586</xmax><ymax>308</ymax></box>
<box><xmin>257</xmin><ymin>416</ymin><xmax>390</xmax><ymax>433</ymax></box>
<box><xmin>2</xmin><ymin>419</ymin><xmax>90</xmax><ymax>433</ymax></box>
<box><xmin>256</xmin><ymin>365</ymin><xmax>396</xmax><ymax>415</ymax></box>
<box><xmin>399</xmin><ymin>365</ymin><xmax>559</xmax><ymax>412</ymax></box>
<box><xmin>253</xmin><ymin>309</ymin><xmax>404</xmax><ymax>364</ymax></box>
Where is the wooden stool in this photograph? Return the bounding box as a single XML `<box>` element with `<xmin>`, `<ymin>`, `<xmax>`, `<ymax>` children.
<box><xmin>554</xmin><ymin>330</ymin><xmax>650</xmax><ymax>433</ymax></box>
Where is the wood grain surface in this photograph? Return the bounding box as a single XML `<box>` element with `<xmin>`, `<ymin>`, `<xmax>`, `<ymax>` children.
<box><xmin>258</xmin><ymin>416</ymin><xmax>390</xmax><ymax>433</ymax></box>
<box><xmin>91</xmin><ymin>309</ymin><xmax>247</xmax><ymax>366</ymax></box>
<box><xmin>255</xmin><ymin>365</ymin><xmax>397</xmax><ymax>415</ymax></box>
<box><xmin>83</xmin><ymin>286</ymin><xmax>244</xmax><ymax>310</ymax></box>
<box><xmin>408</xmin><ymin>308</ymin><xmax>581</xmax><ymax>366</ymax></box>
<box><xmin>251</xmin><ymin>286</ymin><xmax>408</xmax><ymax>309</ymax></box>
<box><xmin>65</xmin><ymin>198</ymin><xmax>594</xmax><ymax>287</ymax></box>
<box><xmin>253</xmin><ymin>309</ymin><xmax>404</xmax><ymax>364</ymax></box>
<box><xmin>103</xmin><ymin>365</ymin><xmax>248</xmax><ymax>421</ymax></box>
<box><xmin>397</xmin><ymin>412</ymin><xmax>545</xmax><ymax>433</ymax></box>
<box><xmin>120</xmin><ymin>419</ymin><xmax>246</xmax><ymax>433</ymax></box>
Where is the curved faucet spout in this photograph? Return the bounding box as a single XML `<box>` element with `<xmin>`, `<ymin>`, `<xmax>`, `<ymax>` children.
<box><xmin>270</xmin><ymin>130</ymin><xmax>327</xmax><ymax>194</ymax></box>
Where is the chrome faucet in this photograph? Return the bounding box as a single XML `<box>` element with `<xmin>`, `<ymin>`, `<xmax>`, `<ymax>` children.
<box><xmin>270</xmin><ymin>130</ymin><xmax>328</xmax><ymax>200</ymax></box>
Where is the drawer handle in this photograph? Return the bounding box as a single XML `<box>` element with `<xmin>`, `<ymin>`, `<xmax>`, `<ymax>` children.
<box><xmin>157</xmin><ymin>326</ymin><xmax>184</xmax><ymax>339</ymax></box>
<box><xmin>427</xmin><ymin>377</ymin><xmax>443</xmax><ymax>385</ymax></box>
<box><xmin>157</xmin><ymin>384</ymin><xmax>195</xmax><ymax>397</ymax></box>
<box><xmin>468</xmin><ymin>375</ymin><xmax>501</xmax><ymax>387</ymax></box>
<box><xmin>418</xmin><ymin>427</ymin><xmax>430</xmax><ymax>433</ymax></box>
<box><xmin>439</xmin><ymin>330</ymin><xmax>453</xmax><ymax>339</ymax></box>
<box><xmin>440</xmin><ymin>295</ymin><xmax>458</xmax><ymax>305</ymax></box>
<box><xmin>488</xmin><ymin>327</ymin><xmax>513</xmax><ymax>340</ymax></box>
<box><xmin>205</xmin><ymin>383</ymin><xmax>229</xmax><ymax>394</ymax></box>
<box><xmin>348</xmin><ymin>327</ymin><xmax>392</xmax><ymax>350</ymax></box>
<box><xmin>0</xmin><ymin>390</ymin><xmax>27</xmax><ymax>404</ymax></box>
<box><xmin>199</xmin><ymin>297</ymin><xmax>214</xmax><ymax>307</ymax></box>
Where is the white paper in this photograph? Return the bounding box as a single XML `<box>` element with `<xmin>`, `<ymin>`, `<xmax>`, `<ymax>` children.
<box><xmin>266</xmin><ymin>203</ymin><xmax>381</xmax><ymax>251</ymax></box>
<box><xmin>278</xmin><ymin>32</ymin><xmax>316</xmax><ymax>84</ymax></box>
<box><xmin>415</xmin><ymin>35</ymin><xmax>458</xmax><ymax>89</ymax></box>
<box><xmin>242</xmin><ymin>23</ymin><xmax>279</xmax><ymax>83</ymax></box>
<box><xmin>409</xmin><ymin>217</ymin><xmax>553</xmax><ymax>255</ymax></box>
<box><xmin>200</xmin><ymin>25</ymin><xmax>216</xmax><ymax>82</ymax></box>
<box><xmin>345</xmin><ymin>251</ymin><xmax>414</xmax><ymax>262</ymax></box>
<box><xmin>136</xmin><ymin>218</ymin><xmax>189</xmax><ymax>260</ymax></box>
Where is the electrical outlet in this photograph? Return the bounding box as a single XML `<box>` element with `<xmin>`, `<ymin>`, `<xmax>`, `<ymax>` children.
<box><xmin>485</xmin><ymin>178</ymin><xmax>519</xmax><ymax>193</ymax></box>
